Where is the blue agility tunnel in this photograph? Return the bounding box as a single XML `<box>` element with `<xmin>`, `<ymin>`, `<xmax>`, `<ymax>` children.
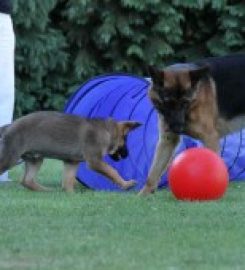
<box><xmin>65</xmin><ymin>73</ymin><xmax>245</xmax><ymax>191</ymax></box>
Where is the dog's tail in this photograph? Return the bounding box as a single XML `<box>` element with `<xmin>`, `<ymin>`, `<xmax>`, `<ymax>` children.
<box><xmin>0</xmin><ymin>124</ymin><xmax>10</xmax><ymax>138</ymax></box>
<box><xmin>0</xmin><ymin>124</ymin><xmax>11</xmax><ymax>174</ymax></box>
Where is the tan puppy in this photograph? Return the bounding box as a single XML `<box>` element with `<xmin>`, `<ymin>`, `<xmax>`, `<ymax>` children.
<box><xmin>0</xmin><ymin>111</ymin><xmax>141</xmax><ymax>192</ymax></box>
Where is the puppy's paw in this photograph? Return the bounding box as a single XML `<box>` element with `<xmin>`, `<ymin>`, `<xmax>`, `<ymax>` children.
<box><xmin>122</xmin><ymin>179</ymin><xmax>136</xmax><ymax>190</ymax></box>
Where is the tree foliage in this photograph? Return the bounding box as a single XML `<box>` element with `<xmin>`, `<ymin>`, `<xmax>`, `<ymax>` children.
<box><xmin>12</xmin><ymin>0</ymin><xmax>245</xmax><ymax>116</ymax></box>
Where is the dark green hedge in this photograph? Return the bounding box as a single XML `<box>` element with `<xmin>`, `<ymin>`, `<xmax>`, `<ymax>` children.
<box><xmin>13</xmin><ymin>0</ymin><xmax>245</xmax><ymax>117</ymax></box>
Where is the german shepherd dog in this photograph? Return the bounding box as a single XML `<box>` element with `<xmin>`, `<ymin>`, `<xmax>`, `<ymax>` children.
<box><xmin>0</xmin><ymin>111</ymin><xmax>141</xmax><ymax>192</ymax></box>
<box><xmin>139</xmin><ymin>54</ymin><xmax>245</xmax><ymax>195</ymax></box>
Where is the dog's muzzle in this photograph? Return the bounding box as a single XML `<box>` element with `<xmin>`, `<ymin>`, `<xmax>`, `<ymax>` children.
<box><xmin>166</xmin><ymin>110</ymin><xmax>188</xmax><ymax>134</ymax></box>
<box><xmin>109</xmin><ymin>146</ymin><xmax>128</xmax><ymax>161</ymax></box>
<box><xmin>168</xmin><ymin>123</ymin><xmax>185</xmax><ymax>134</ymax></box>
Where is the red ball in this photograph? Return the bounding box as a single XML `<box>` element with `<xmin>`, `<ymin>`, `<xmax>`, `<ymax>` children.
<box><xmin>168</xmin><ymin>148</ymin><xmax>229</xmax><ymax>201</ymax></box>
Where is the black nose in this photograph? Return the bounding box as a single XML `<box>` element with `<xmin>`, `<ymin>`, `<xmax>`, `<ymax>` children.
<box><xmin>109</xmin><ymin>153</ymin><xmax>120</xmax><ymax>161</ymax></box>
<box><xmin>169</xmin><ymin>124</ymin><xmax>185</xmax><ymax>134</ymax></box>
<box><xmin>120</xmin><ymin>146</ymin><xmax>128</xmax><ymax>159</ymax></box>
<box><xmin>109</xmin><ymin>146</ymin><xmax>129</xmax><ymax>162</ymax></box>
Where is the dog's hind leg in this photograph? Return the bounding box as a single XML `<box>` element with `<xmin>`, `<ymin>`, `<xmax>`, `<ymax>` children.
<box><xmin>62</xmin><ymin>161</ymin><xmax>79</xmax><ymax>192</ymax></box>
<box><xmin>21</xmin><ymin>158</ymin><xmax>50</xmax><ymax>191</ymax></box>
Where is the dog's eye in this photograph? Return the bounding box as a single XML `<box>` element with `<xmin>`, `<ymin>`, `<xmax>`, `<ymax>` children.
<box><xmin>153</xmin><ymin>102</ymin><xmax>161</xmax><ymax>109</ymax></box>
<box><xmin>153</xmin><ymin>99</ymin><xmax>162</xmax><ymax>106</ymax></box>
<box><xmin>162</xmin><ymin>97</ymin><xmax>171</xmax><ymax>102</ymax></box>
<box><xmin>153</xmin><ymin>83</ymin><xmax>163</xmax><ymax>89</ymax></box>
<box><xmin>161</xmin><ymin>97</ymin><xmax>175</xmax><ymax>105</ymax></box>
<box><xmin>183</xmin><ymin>97</ymin><xmax>192</xmax><ymax>103</ymax></box>
<box><xmin>180</xmin><ymin>99</ymin><xmax>192</xmax><ymax>109</ymax></box>
<box><xmin>182</xmin><ymin>98</ymin><xmax>189</xmax><ymax>103</ymax></box>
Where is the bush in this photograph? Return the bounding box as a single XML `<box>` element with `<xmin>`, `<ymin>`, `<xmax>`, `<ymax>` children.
<box><xmin>13</xmin><ymin>0</ymin><xmax>245</xmax><ymax>117</ymax></box>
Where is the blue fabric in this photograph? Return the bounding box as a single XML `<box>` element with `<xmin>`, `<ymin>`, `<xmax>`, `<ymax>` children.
<box><xmin>64</xmin><ymin>73</ymin><xmax>245</xmax><ymax>191</ymax></box>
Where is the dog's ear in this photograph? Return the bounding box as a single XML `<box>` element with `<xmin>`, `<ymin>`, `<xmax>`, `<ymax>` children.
<box><xmin>118</xmin><ymin>121</ymin><xmax>142</xmax><ymax>135</ymax></box>
<box><xmin>147</xmin><ymin>65</ymin><xmax>164</xmax><ymax>86</ymax></box>
<box><xmin>189</xmin><ymin>65</ymin><xmax>210</xmax><ymax>85</ymax></box>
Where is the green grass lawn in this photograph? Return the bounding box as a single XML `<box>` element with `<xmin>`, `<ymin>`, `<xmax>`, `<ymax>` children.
<box><xmin>1</xmin><ymin>160</ymin><xmax>245</xmax><ymax>270</ymax></box>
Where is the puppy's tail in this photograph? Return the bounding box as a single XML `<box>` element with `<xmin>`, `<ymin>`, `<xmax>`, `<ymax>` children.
<box><xmin>0</xmin><ymin>124</ymin><xmax>17</xmax><ymax>173</ymax></box>
<box><xmin>0</xmin><ymin>124</ymin><xmax>10</xmax><ymax>138</ymax></box>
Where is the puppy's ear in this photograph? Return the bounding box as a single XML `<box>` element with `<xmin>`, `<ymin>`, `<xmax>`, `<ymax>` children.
<box><xmin>147</xmin><ymin>65</ymin><xmax>164</xmax><ymax>86</ymax></box>
<box><xmin>189</xmin><ymin>65</ymin><xmax>210</xmax><ymax>85</ymax></box>
<box><xmin>118</xmin><ymin>121</ymin><xmax>142</xmax><ymax>135</ymax></box>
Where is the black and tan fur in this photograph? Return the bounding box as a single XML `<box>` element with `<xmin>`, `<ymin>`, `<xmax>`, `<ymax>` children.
<box><xmin>0</xmin><ymin>111</ymin><xmax>141</xmax><ymax>192</ymax></box>
<box><xmin>139</xmin><ymin>54</ymin><xmax>245</xmax><ymax>195</ymax></box>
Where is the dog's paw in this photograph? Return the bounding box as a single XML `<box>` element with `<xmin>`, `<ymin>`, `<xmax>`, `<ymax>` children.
<box><xmin>122</xmin><ymin>179</ymin><xmax>136</xmax><ymax>190</ymax></box>
<box><xmin>138</xmin><ymin>185</ymin><xmax>155</xmax><ymax>196</ymax></box>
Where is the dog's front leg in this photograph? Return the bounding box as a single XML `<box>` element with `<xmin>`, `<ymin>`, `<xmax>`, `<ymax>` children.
<box><xmin>88</xmin><ymin>160</ymin><xmax>136</xmax><ymax>190</ymax></box>
<box><xmin>139</xmin><ymin>130</ymin><xmax>179</xmax><ymax>196</ymax></box>
<box><xmin>200</xmin><ymin>130</ymin><xmax>220</xmax><ymax>154</ymax></box>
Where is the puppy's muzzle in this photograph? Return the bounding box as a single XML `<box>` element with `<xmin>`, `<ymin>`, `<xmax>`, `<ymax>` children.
<box><xmin>109</xmin><ymin>146</ymin><xmax>128</xmax><ymax>161</ymax></box>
